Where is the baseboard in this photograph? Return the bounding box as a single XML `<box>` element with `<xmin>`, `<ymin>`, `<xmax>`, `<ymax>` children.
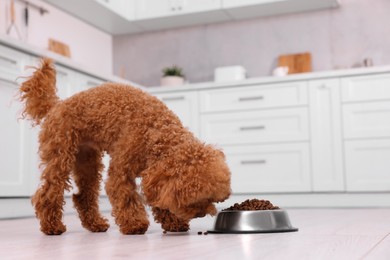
<box><xmin>1</xmin><ymin>193</ymin><xmax>389</xmax><ymax>219</ymax></box>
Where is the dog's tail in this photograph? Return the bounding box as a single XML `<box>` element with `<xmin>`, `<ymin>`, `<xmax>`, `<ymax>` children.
<box><xmin>19</xmin><ymin>58</ymin><xmax>59</xmax><ymax>126</ymax></box>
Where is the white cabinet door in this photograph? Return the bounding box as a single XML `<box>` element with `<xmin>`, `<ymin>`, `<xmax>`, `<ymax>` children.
<box><xmin>0</xmin><ymin>71</ymin><xmax>37</xmax><ymax>196</ymax></box>
<box><xmin>154</xmin><ymin>91</ymin><xmax>200</xmax><ymax>137</ymax></box>
<box><xmin>181</xmin><ymin>0</ymin><xmax>222</xmax><ymax>13</ymax></box>
<box><xmin>345</xmin><ymin>139</ymin><xmax>390</xmax><ymax>192</ymax></box>
<box><xmin>223</xmin><ymin>143</ymin><xmax>311</xmax><ymax>193</ymax></box>
<box><xmin>136</xmin><ymin>0</ymin><xmax>175</xmax><ymax>19</ymax></box>
<box><xmin>309</xmin><ymin>79</ymin><xmax>344</xmax><ymax>191</ymax></box>
<box><xmin>343</xmin><ymin>101</ymin><xmax>390</xmax><ymax>139</ymax></box>
<box><xmin>223</xmin><ymin>0</ymin><xmax>278</xmax><ymax>8</ymax></box>
<box><xmin>95</xmin><ymin>0</ymin><xmax>136</xmax><ymax>19</ymax></box>
<box><xmin>223</xmin><ymin>0</ymin><xmax>339</xmax><ymax>20</ymax></box>
<box><xmin>0</xmin><ymin>46</ymin><xmax>37</xmax><ymax>196</ymax></box>
<box><xmin>136</xmin><ymin>0</ymin><xmax>222</xmax><ymax>19</ymax></box>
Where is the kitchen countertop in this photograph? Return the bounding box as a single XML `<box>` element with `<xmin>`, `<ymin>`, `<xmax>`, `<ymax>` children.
<box><xmin>0</xmin><ymin>34</ymin><xmax>143</xmax><ymax>89</ymax></box>
<box><xmin>147</xmin><ymin>64</ymin><xmax>390</xmax><ymax>93</ymax></box>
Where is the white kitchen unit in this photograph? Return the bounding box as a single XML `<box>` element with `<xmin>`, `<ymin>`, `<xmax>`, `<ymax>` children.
<box><xmin>148</xmin><ymin>66</ymin><xmax>390</xmax><ymax>207</ymax></box>
<box><xmin>135</xmin><ymin>0</ymin><xmax>222</xmax><ymax>19</ymax></box>
<box><xmin>43</xmin><ymin>0</ymin><xmax>339</xmax><ymax>34</ymax></box>
<box><xmin>134</xmin><ymin>0</ymin><xmax>229</xmax><ymax>31</ymax></box>
<box><xmin>0</xmin><ymin>45</ymin><xmax>35</xmax><ymax>196</ymax></box>
<box><xmin>95</xmin><ymin>0</ymin><xmax>135</xmax><ymax>19</ymax></box>
<box><xmin>341</xmin><ymin>73</ymin><xmax>390</xmax><ymax>192</ymax></box>
<box><xmin>223</xmin><ymin>0</ymin><xmax>339</xmax><ymax>20</ymax></box>
<box><xmin>309</xmin><ymin>79</ymin><xmax>344</xmax><ymax>191</ymax></box>
<box><xmin>43</xmin><ymin>0</ymin><xmax>142</xmax><ymax>34</ymax></box>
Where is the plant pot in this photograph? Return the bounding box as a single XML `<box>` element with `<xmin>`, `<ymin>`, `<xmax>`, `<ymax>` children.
<box><xmin>160</xmin><ymin>76</ymin><xmax>185</xmax><ymax>86</ymax></box>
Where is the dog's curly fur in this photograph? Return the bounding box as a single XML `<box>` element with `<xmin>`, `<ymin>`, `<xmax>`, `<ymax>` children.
<box><xmin>19</xmin><ymin>59</ymin><xmax>231</xmax><ymax>235</ymax></box>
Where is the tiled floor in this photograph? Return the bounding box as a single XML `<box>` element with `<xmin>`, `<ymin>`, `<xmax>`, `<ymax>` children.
<box><xmin>1</xmin><ymin>208</ymin><xmax>390</xmax><ymax>259</ymax></box>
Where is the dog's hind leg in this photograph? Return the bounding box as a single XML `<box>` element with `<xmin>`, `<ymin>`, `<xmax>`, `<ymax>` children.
<box><xmin>152</xmin><ymin>207</ymin><xmax>190</xmax><ymax>232</ymax></box>
<box><xmin>105</xmin><ymin>151</ymin><xmax>149</xmax><ymax>235</ymax></box>
<box><xmin>72</xmin><ymin>145</ymin><xmax>110</xmax><ymax>232</ymax></box>
<box><xmin>32</xmin><ymin>136</ymin><xmax>77</xmax><ymax>235</ymax></box>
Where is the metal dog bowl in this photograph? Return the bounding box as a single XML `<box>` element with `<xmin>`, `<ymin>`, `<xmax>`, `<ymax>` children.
<box><xmin>208</xmin><ymin>209</ymin><xmax>298</xmax><ymax>234</ymax></box>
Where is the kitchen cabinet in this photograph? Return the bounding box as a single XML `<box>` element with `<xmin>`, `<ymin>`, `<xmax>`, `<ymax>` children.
<box><xmin>43</xmin><ymin>0</ymin><xmax>142</xmax><ymax>34</ymax></box>
<box><xmin>345</xmin><ymin>139</ymin><xmax>390</xmax><ymax>191</ymax></box>
<box><xmin>134</xmin><ymin>0</ymin><xmax>228</xmax><ymax>31</ymax></box>
<box><xmin>44</xmin><ymin>0</ymin><xmax>338</xmax><ymax>34</ymax></box>
<box><xmin>0</xmin><ymin>46</ymin><xmax>36</xmax><ymax>196</ymax></box>
<box><xmin>223</xmin><ymin>0</ymin><xmax>281</xmax><ymax>8</ymax></box>
<box><xmin>223</xmin><ymin>0</ymin><xmax>339</xmax><ymax>20</ymax></box>
<box><xmin>341</xmin><ymin>73</ymin><xmax>390</xmax><ymax>192</ymax></box>
<box><xmin>95</xmin><ymin>0</ymin><xmax>136</xmax><ymax>19</ymax></box>
<box><xmin>135</xmin><ymin>0</ymin><xmax>223</xmax><ymax>19</ymax></box>
<box><xmin>309</xmin><ymin>79</ymin><xmax>344</xmax><ymax>191</ymax></box>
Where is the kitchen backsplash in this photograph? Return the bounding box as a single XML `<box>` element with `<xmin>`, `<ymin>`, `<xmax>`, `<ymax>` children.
<box><xmin>113</xmin><ymin>0</ymin><xmax>390</xmax><ymax>87</ymax></box>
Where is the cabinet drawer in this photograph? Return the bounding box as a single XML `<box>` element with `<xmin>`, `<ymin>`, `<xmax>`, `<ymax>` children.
<box><xmin>201</xmin><ymin>107</ymin><xmax>309</xmax><ymax>145</ymax></box>
<box><xmin>341</xmin><ymin>73</ymin><xmax>390</xmax><ymax>102</ymax></box>
<box><xmin>200</xmin><ymin>81</ymin><xmax>308</xmax><ymax>113</ymax></box>
<box><xmin>343</xmin><ymin>101</ymin><xmax>390</xmax><ymax>139</ymax></box>
<box><xmin>223</xmin><ymin>143</ymin><xmax>311</xmax><ymax>193</ymax></box>
<box><xmin>345</xmin><ymin>139</ymin><xmax>390</xmax><ymax>191</ymax></box>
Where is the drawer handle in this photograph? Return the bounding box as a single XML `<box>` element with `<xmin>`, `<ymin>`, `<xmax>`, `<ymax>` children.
<box><xmin>241</xmin><ymin>160</ymin><xmax>267</xmax><ymax>165</ymax></box>
<box><xmin>162</xmin><ymin>96</ymin><xmax>185</xmax><ymax>101</ymax></box>
<box><xmin>240</xmin><ymin>125</ymin><xmax>265</xmax><ymax>131</ymax></box>
<box><xmin>0</xmin><ymin>55</ymin><xmax>17</xmax><ymax>65</ymax></box>
<box><xmin>239</xmin><ymin>96</ymin><xmax>264</xmax><ymax>102</ymax></box>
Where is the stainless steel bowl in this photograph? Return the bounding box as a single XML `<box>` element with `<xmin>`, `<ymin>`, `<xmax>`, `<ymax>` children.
<box><xmin>208</xmin><ymin>209</ymin><xmax>298</xmax><ymax>233</ymax></box>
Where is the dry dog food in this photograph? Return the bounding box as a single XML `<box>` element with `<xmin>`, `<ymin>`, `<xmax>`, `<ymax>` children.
<box><xmin>222</xmin><ymin>199</ymin><xmax>279</xmax><ymax>211</ymax></box>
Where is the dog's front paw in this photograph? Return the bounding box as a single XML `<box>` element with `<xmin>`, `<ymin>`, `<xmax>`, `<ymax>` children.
<box><xmin>162</xmin><ymin>221</ymin><xmax>190</xmax><ymax>232</ymax></box>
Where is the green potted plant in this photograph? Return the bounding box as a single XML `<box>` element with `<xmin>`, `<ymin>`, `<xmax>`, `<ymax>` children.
<box><xmin>160</xmin><ymin>65</ymin><xmax>185</xmax><ymax>86</ymax></box>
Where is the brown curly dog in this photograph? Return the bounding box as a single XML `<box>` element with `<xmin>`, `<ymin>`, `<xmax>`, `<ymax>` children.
<box><xmin>19</xmin><ymin>59</ymin><xmax>231</xmax><ymax>235</ymax></box>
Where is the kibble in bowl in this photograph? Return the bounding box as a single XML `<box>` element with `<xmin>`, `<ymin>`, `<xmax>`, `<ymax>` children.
<box><xmin>208</xmin><ymin>198</ymin><xmax>298</xmax><ymax>234</ymax></box>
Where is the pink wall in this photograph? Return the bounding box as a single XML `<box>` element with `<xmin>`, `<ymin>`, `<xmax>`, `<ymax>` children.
<box><xmin>0</xmin><ymin>0</ymin><xmax>112</xmax><ymax>75</ymax></box>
